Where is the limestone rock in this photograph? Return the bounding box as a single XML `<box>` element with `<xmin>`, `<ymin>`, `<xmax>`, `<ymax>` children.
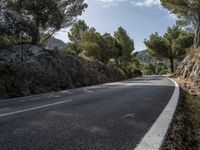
<box><xmin>177</xmin><ymin>50</ymin><xmax>200</xmax><ymax>90</ymax></box>
<box><xmin>0</xmin><ymin>45</ymin><xmax>126</xmax><ymax>99</ymax></box>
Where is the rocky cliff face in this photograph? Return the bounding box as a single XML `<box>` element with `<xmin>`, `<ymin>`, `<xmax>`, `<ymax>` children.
<box><xmin>0</xmin><ymin>45</ymin><xmax>127</xmax><ymax>99</ymax></box>
<box><xmin>177</xmin><ymin>50</ymin><xmax>200</xmax><ymax>91</ymax></box>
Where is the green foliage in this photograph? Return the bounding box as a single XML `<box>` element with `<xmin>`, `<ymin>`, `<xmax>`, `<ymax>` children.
<box><xmin>66</xmin><ymin>20</ymin><xmax>89</xmax><ymax>55</ymax></box>
<box><xmin>125</xmin><ymin>57</ymin><xmax>142</xmax><ymax>77</ymax></box>
<box><xmin>145</xmin><ymin>26</ymin><xmax>194</xmax><ymax>73</ymax></box>
<box><xmin>0</xmin><ymin>0</ymin><xmax>87</xmax><ymax>44</ymax></box>
<box><xmin>0</xmin><ymin>34</ymin><xmax>14</xmax><ymax>48</ymax></box>
<box><xmin>136</xmin><ymin>50</ymin><xmax>176</xmax><ymax>75</ymax></box>
<box><xmin>65</xmin><ymin>42</ymin><xmax>79</xmax><ymax>55</ymax></box>
<box><xmin>142</xmin><ymin>61</ymin><xmax>169</xmax><ymax>75</ymax></box>
<box><xmin>142</xmin><ymin>62</ymin><xmax>156</xmax><ymax>75</ymax></box>
<box><xmin>172</xmin><ymin>31</ymin><xmax>194</xmax><ymax>58</ymax></box>
<box><xmin>68</xmin><ymin>20</ymin><xmax>89</xmax><ymax>45</ymax></box>
<box><xmin>66</xmin><ymin>22</ymin><xmax>140</xmax><ymax>77</ymax></box>
<box><xmin>145</xmin><ymin>32</ymin><xmax>170</xmax><ymax>58</ymax></box>
<box><xmin>101</xmin><ymin>33</ymin><xmax>123</xmax><ymax>63</ymax></box>
<box><xmin>161</xmin><ymin>0</ymin><xmax>200</xmax><ymax>48</ymax></box>
<box><xmin>79</xmin><ymin>30</ymin><xmax>102</xmax><ymax>60</ymax></box>
<box><xmin>79</xmin><ymin>30</ymin><xmax>123</xmax><ymax>63</ymax></box>
<box><xmin>114</xmin><ymin>26</ymin><xmax>135</xmax><ymax>65</ymax></box>
<box><xmin>67</xmin><ymin>22</ymin><xmax>126</xmax><ymax>64</ymax></box>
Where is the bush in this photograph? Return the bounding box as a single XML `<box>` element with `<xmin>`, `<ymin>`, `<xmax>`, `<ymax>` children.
<box><xmin>159</xmin><ymin>69</ymin><xmax>169</xmax><ymax>75</ymax></box>
<box><xmin>0</xmin><ymin>35</ymin><xmax>14</xmax><ymax>48</ymax></box>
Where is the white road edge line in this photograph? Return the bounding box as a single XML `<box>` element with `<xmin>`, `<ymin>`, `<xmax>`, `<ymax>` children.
<box><xmin>135</xmin><ymin>78</ymin><xmax>180</xmax><ymax>150</ymax></box>
<box><xmin>0</xmin><ymin>99</ymin><xmax>72</xmax><ymax>118</ymax></box>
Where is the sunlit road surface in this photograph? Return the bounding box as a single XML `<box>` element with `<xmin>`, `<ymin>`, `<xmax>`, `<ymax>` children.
<box><xmin>0</xmin><ymin>76</ymin><xmax>175</xmax><ymax>150</ymax></box>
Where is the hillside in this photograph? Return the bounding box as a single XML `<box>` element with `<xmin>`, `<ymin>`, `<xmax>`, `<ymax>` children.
<box><xmin>136</xmin><ymin>50</ymin><xmax>152</xmax><ymax>63</ymax></box>
<box><xmin>136</xmin><ymin>50</ymin><xmax>169</xmax><ymax>75</ymax></box>
<box><xmin>46</xmin><ymin>37</ymin><xmax>67</xmax><ymax>50</ymax></box>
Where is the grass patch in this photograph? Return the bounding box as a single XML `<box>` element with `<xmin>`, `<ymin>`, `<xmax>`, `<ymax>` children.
<box><xmin>162</xmin><ymin>73</ymin><xmax>176</xmax><ymax>77</ymax></box>
<box><xmin>186</xmin><ymin>94</ymin><xmax>200</xmax><ymax>143</ymax></box>
<box><xmin>162</xmin><ymin>90</ymin><xmax>200</xmax><ymax>150</ymax></box>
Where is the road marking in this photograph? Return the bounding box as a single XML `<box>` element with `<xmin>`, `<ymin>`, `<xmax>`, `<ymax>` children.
<box><xmin>135</xmin><ymin>78</ymin><xmax>180</xmax><ymax>150</ymax></box>
<box><xmin>123</xmin><ymin>113</ymin><xmax>136</xmax><ymax>119</ymax></box>
<box><xmin>0</xmin><ymin>99</ymin><xmax>72</xmax><ymax>118</ymax></box>
<box><xmin>85</xmin><ymin>90</ymin><xmax>94</xmax><ymax>93</ymax></box>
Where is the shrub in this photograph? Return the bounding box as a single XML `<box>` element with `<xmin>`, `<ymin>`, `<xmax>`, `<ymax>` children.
<box><xmin>0</xmin><ymin>35</ymin><xmax>14</xmax><ymax>48</ymax></box>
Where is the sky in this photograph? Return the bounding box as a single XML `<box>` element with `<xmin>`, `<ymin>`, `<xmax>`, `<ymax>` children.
<box><xmin>54</xmin><ymin>0</ymin><xmax>177</xmax><ymax>51</ymax></box>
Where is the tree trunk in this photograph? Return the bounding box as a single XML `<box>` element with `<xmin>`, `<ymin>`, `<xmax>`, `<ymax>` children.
<box><xmin>169</xmin><ymin>58</ymin><xmax>174</xmax><ymax>74</ymax></box>
<box><xmin>21</xmin><ymin>44</ymin><xmax>24</xmax><ymax>62</ymax></box>
<box><xmin>41</xmin><ymin>29</ymin><xmax>57</xmax><ymax>45</ymax></box>
<box><xmin>31</xmin><ymin>28</ymin><xmax>40</xmax><ymax>44</ymax></box>
<box><xmin>194</xmin><ymin>22</ymin><xmax>200</xmax><ymax>48</ymax></box>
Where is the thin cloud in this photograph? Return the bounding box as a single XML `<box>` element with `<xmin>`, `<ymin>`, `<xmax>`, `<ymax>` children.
<box><xmin>95</xmin><ymin>0</ymin><xmax>129</xmax><ymax>7</ymax></box>
<box><xmin>95</xmin><ymin>0</ymin><xmax>161</xmax><ymax>7</ymax></box>
<box><xmin>91</xmin><ymin>0</ymin><xmax>177</xmax><ymax>21</ymax></box>
<box><xmin>133</xmin><ymin>0</ymin><xmax>161</xmax><ymax>7</ymax></box>
<box><xmin>168</xmin><ymin>13</ymin><xmax>178</xmax><ymax>20</ymax></box>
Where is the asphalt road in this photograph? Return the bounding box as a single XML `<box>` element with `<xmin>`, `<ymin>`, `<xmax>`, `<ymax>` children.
<box><xmin>0</xmin><ymin>76</ymin><xmax>175</xmax><ymax>150</ymax></box>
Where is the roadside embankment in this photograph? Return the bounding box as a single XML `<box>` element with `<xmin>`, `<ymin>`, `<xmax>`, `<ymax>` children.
<box><xmin>163</xmin><ymin>49</ymin><xmax>200</xmax><ymax>149</ymax></box>
<box><xmin>0</xmin><ymin>44</ymin><xmax>140</xmax><ymax>99</ymax></box>
<box><xmin>162</xmin><ymin>78</ymin><xmax>200</xmax><ymax>150</ymax></box>
<box><xmin>176</xmin><ymin>50</ymin><xmax>200</xmax><ymax>94</ymax></box>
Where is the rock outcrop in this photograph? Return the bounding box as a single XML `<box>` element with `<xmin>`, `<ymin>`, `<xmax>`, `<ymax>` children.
<box><xmin>177</xmin><ymin>50</ymin><xmax>200</xmax><ymax>91</ymax></box>
<box><xmin>0</xmin><ymin>45</ymin><xmax>127</xmax><ymax>99</ymax></box>
<box><xmin>0</xmin><ymin>44</ymin><xmax>44</xmax><ymax>62</ymax></box>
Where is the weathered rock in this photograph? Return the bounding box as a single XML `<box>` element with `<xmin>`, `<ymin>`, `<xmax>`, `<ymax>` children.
<box><xmin>0</xmin><ymin>44</ymin><xmax>44</xmax><ymax>62</ymax></box>
<box><xmin>177</xmin><ymin>50</ymin><xmax>200</xmax><ymax>90</ymax></box>
<box><xmin>0</xmin><ymin>45</ymin><xmax>127</xmax><ymax>99</ymax></box>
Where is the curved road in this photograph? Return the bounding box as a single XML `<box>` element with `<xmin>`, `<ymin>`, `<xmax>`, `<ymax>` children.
<box><xmin>0</xmin><ymin>76</ymin><xmax>176</xmax><ymax>150</ymax></box>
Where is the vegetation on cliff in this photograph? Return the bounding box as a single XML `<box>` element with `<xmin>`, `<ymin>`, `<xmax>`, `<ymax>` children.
<box><xmin>0</xmin><ymin>0</ymin><xmax>142</xmax><ymax>99</ymax></box>
<box><xmin>0</xmin><ymin>47</ymin><xmax>128</xmax><ymax>99</ymax></box>
<box><xmin>65</xmin><ymin>20</ymin><xmax>141</xmax><ymax>77</ymax></box>
<box><xmin>159</xmin><ymin>0</ymin><xmax>200</xmax><ymax>91</ymax></box>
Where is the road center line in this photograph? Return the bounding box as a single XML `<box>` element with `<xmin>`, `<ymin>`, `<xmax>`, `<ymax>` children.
<box><xmin>0</xmin><ymin>99</ymin><xmax>72</xmax><ymax>118</ymax></box>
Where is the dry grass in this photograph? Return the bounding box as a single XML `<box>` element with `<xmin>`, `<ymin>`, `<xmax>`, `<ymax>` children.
<box><xmin>162</xmin><ymin>73</ymin><xmax>176</xmax><ymax>78</ymax></box>
<box><xmin>162</xmin><ymin>78</ymin><xmax>200</xmax><ymax>150</ymax></box>
<box><xmin>186</xmin><ymin>94</ymin><xmax>200</xmax><ymax>145</ymax></box>
<box><xmin>174</xmin><ymin>78</ymin><xmax>200</xmax><ymax>96</ymax></box>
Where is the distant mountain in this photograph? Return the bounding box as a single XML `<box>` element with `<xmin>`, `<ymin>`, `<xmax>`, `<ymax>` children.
<box><xmin>46</xmin><ymin>37</ymin><xmax>67</xmax><ymax>50</ymax></box>
<box><xmin>136</xmin><ymin>50</ymin><xmax>152</xmax><ymax>63</ymax></box>
<box><xmin>136</xmin><ymin>50</ymin><xmax>170</xmax><ymax>75</ymax></box>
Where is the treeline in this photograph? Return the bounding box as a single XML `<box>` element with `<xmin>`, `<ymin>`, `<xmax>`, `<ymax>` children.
<box><xmin>144</xmin><ymin>0</ymin><xmax>200</xmax><ymax>74</ymax></box>
<box><xmin>136</xmin><ymin>50</ymin><xmax>172</xmax><ymax>75</ymax></box>
<box><xmin>145</xmin><ymin>26</ymin><xmax>194</xmax><ymax>73</ymax></box>
<box><xmin>0</xmin><ymin>0</ymin><xmax>141</xmax><ymax>77</ymax></box>
<box><xmin>64</xmin><ymin>20</ymin><xmax>141</xmax><ymax>77</ymax></box>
